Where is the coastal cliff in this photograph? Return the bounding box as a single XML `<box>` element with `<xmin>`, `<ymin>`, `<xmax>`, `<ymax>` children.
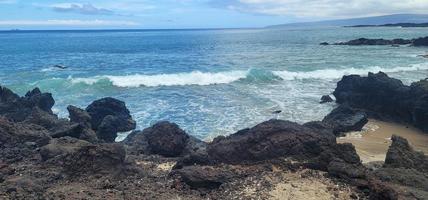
<box><xmin>0</xmin><ymin>72</ymin><xmax>427</xmax><ymax>199</ymax></box>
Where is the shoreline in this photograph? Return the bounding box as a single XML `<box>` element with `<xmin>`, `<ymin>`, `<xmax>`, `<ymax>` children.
<box><xmin>338</xmin><ymin>119</ymin><xmax>428</xmax><ymax>163</ymax></box>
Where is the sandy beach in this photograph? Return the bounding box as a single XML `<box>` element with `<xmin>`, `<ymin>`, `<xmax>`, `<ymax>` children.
<box><xmin>338</xmin><ymin>119</ymin><xmax>428</xmax><ymax>163</ymax></box>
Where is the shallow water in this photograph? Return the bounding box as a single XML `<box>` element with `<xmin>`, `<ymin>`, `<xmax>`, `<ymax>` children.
<box><xmin>0</xmin><ymin>27</ymin><xmax>427</xmax><ymax>139</ymax></box>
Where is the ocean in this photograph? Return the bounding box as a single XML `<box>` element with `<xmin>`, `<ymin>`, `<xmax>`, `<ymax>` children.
<box><xmin>0</xmin><ymin>27</ymin><xmax>427</xmax><ymax>140</ymax></box>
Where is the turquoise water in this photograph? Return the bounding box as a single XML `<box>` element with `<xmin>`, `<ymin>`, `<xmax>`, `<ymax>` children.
<box><xmin>0</xmin><ymin>27</ymin><xmax>427</xmax><ymax>140</ymax></box>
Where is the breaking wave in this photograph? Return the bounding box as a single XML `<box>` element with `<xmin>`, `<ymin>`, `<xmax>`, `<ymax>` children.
<box><xmin>50</xmin><ymin>63</ymin><xmax>428</xmax><ymax>88</ymax></box>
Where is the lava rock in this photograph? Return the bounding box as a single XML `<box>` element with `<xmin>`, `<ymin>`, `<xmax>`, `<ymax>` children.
<box><xmin>40</xmin><ymin>137</ymin><xmax>91</xmax><ymax>161</ymax></box>
<box><xmin>207</xmin><ymin>119</ymin><xmax>336</xmax><ymax>164</ymax></box>
<box><xmin>0</xmin><ymin>116</ymin><xmax>51</xmax><ymax>148</ymax></box>
<box><xmin>412</xmin><ymin>36</ymin><xmax>428</xmax><ymax>46</ymax></box>
<box><xmin>322</xmin><ymin>105</ymin><xmax>368</xmax><ymax>136</ymax></box>
<box><xmin>62</xmin><ymin>143</ymin><xmax>126</xmax><ymax>176</ymax></box>
<box><xmin>86</xmin><ymin>97</ymin><xmax>136</xmax><ymax>131</ymax></box>
<box><xmin>320</xmin><ymin>95</ymin><xmax>334</xmax><ymax>103</ymax></box>
<box><xmin>67</xmin><ymin>105</ymin><xmax>92</xmax><ymax>128</ymax></box>
<box><xmin>333</xmin><ymin>72</ymin><xmax>428</xmax><ymax>132</ymax></box>
<box><xmin>320</xmin><ymin>42</ymin><xmax>329</xmax><ymax>45</ymax></box>
<box><xmin>172</xmin><ymin>165</ymin><xmax>236</xmax><ymax>189</ymax></box>
<box><xmin>384</xmin><ymin>135</ymin><xmax>428</xmax><ymax>173</ymax></box>
<box><xmin>0</xmin><ymin>86</ymin><xmax>55</xmax><ymax>122</ymax></box>
<box><xmin>125</xmin><ymin>121</ymin><xmax>190</xmax><ymax>157</ymax></box>
<box><xmin>334</xmin><ymin>38</ymin><xmax>412</xmax><ymax>46</ymax></box>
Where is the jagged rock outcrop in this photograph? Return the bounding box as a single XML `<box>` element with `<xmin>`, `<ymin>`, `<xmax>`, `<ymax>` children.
<box><xmin>333</xmin><ymin>38</ymin><xmax>412</xmax><ymax>46</ymax></box>
<box><xmin>207</xmin><ymin>120</ymin><xmax>336</xmax><ymax>164</ymax></box>
<box><xmin>62</xmin><ymin>143</ymin><xmax>126</xmax><ymax>176</ymax></box>
<box><xmin>39</xmin><ymin>137</ymin><xmax>91</xmax><ymax>161</ymax></box>
<box><xmin>321</xmin><ymin>105</ymin><xmax>368</xmax><ymax>136</ymax></box>
<box><xmin>368</xmin><ymin>136</ymin><xmax>428</xmax><ymax>199</ymax></box>
<box><xmin>384</xmin><ymin>135</ymin><xmax>428</xmax><ymax>173</ymax></box>
<box><xmin>333</xmin><ymin>72</ymin><xmax>428</xmax><ymax>132</ymax></box>
<box><xmin>85</xmin><ymin>97</ymin><xmax>136</xmax><ymax>142</ymax></box>
<box><xmin>0</xmin><ymin>87</ymin><xmax>55</xmax><ymax>122</ymax></box>
<box><xmin>0</xmin><ymin>117</ymin><xmax>50</xmax><ymax>149</ymax></box>
<box><xmin>412</xmin><ymin>36</ymin><xmax>428</xmax><ymax>46</ymax></box>
<box><xmin>124</xmin><ymin>121</ymin><xmax>207</xmax><ymax>157</ymax></box>
<box><xmin>206</xmin><ymin>119</ymin><xmax>366</xmax><ymax>181</ymax></box>
<box><xmin>320</xmin><ymin>95</ymin><xmax>333</xmax><ymax>103</ymax></box>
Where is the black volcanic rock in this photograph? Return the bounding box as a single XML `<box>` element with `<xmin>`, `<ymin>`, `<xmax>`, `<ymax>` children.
<box><xmin>412</xmin><ymin>36</ymin><xmax>428</xmax><ymax>46</ymax></box>
<box><xmin>172</xmin><ymin>166</ymin><xmax>236</xmax><ymax>189</ymax></box>
<box><xmin>67</xmin><ymin>105</ymin><xmax>92</xmax><ymax>128</ymax></box>
<box><xmin>320</xmin><ymin>42</ymin><xmax>329</xmax><ymax>45</ymax></box>
<box><xmin>207</xmin><ymin>119</ymin><xmax>336</xmax><ymax>164</ymax></box>
<box><xmin>334</xmin><ymin>38</ymin><xmax>412</xmax><ymax>46</ymax></box>
<box><xmin>0</xmin><ymin>117</ymin><xmax>50</xmax><ymax>148</ymax></box>
<box><xmin>124</xmin><ymin>121</ymin><xmax>199</xmax><ymax>157</ymax></box>
<box><xmin>40</xmin><ymin>137</ymin><xmax>91</xmax><ymax>161</ymax></box>
<box><xmin>0</xmin><ymin>86</ymin><xmax>55</xmax><ymax>122</ymax></box>
<box><xmin>62</xmin><ymin>143</ymin><xmax>126</xmax><ymax>176</ymax></box>
<box><xmin>333</xmin><ymin>72</ymin><xmax>428</xmax><ymax>132</ymax></box>
<box><xmin>384</xmin><ymin>135</ymin><xmax>428</xmax><ymax>173</ymax></box>
<box><xmin>85</xmin><ymin>97</ymin><xmax>136</xmax><ymax>142</ymax></box>
<box><xmin>86</xmin><ymin>97</ymin><xmax>135</xmax><ymax>131</ymax></box>
<box><xmin>322</xmin><ymin>105</ymin><xmax>368</xmax><ymax>136</ymax></box>
<box><xmin>320</xmin><ymin>95</ymin><xmax>334</xmax><ymax>103</ymax></box>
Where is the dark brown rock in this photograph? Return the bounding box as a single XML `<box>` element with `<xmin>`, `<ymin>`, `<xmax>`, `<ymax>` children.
<box><xmin>172</xmin><ymin>165</ymin><xmax>236</xmax><ymax>189</ymax></box>
<box><xmin>320</xmin><ymin>95</ymin><xmax>333</xmax><ymax>103</ymax></box>
<box><xmin>63</xmin><ymin>143</ymin><xmax>126</xmax><ymax>176</ymax></box>
<box><xmin>40</xmin><ymin>137</ymin><xmax>91</xmax><ymax>161</ymax></box>
<box><xmin>125</xmin><ymin>121</ymin><xmax>190</xmax><ymax>157</ymax></box>
<box><xmin>333</xmin><ymin>72</ymin><xmax>428</xmax><ymax>132</ymax></box>
<box><xmin>322</xmin><ymin>105</ymin><xmax>368</xmax><ymax>136</ymax></box>
<box><xmin>207</xmin><ymin>119</ymin><xmax>336</xmax><ymax>164</ymax></box>
<box><xmin>384</xmin><ymin>135</ymin><xmax>428</xmax><ymax>173</ymax></box>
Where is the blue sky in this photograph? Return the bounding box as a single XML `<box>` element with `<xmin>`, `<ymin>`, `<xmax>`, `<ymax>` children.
<box><xmin>0</xmin><ymin>0</ymin><xmax>427</xmax><ymax>29</ymax></box>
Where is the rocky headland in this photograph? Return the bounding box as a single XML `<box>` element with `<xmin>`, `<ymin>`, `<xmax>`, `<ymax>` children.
<box><xmin>320</xmin><ymin>36</ymin><xmax>428</xmax><ymax>46</ymax></box>
<box><xmin>0</xmin><ymin>72</ymin><xmax>427</xmax><ymax>199</ymax></box>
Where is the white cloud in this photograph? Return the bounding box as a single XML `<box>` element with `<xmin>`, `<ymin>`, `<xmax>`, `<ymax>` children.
<box><xmin>0</xmin><ymin>19</ymin><xmax>139</xmax><ymax>26</ymax></box>
<box><xmin>221</xmin><ymin>0</ymin><xmax>428</xmax><ymax>18</ymax></box>
<box><xmin>51</xmin><ymin>3</ymin><xmax>115</xmax><ymax>15</ymax></box>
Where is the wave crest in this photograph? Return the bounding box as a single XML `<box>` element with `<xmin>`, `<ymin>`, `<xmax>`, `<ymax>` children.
<box><xmin>66</xmin><ymin>63</ymin><xmax>428</xmax><ymax>88</ymax></box>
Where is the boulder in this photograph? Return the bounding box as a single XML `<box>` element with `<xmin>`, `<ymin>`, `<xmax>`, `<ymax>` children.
<box><xmin>0</xmin><ymin>117</ymin><xmax>50</xmax><ymax>147</ymax></box>
<box><xmin>40</xmin><ymin>137</ymin><xmax>91</xmax><ymax>161</ymax></box>
<box><xmin>412</xmin><ymin>36</ymin><xmax>428</xmax><ymax>46</ymax></box>
<box><xmin>62</xmin><ymin>143</ymin><xmax>126</xmax><ymax>175</ymax></box>
<box><xmin>125</xmin><ymin>121</ymin><xmax>190</xmax><ymax>157</ymax></box>
<box><xmin>86</xmin><ymin>97</ymin><xmax>136</xmax><ymax>131</ymax></box>
<box><xmin>67</xmin><ymin>105</ymin><xmax>92</xmax><ymax>128</ymax></box>
<box><xmin>333</xmin><ymin>72</ymin><xmax>428</xmax><ymax>132</ymax></box>
<box><xmin>172</xmin><ymin>165</ymin><xmax>236</xmax><ymax>189</ymax></box>
<box><xmin>207</xmin><ymin>119</ymin><xmax>336</xmax><ymax>164</ymax></box>
<box><xmin>0</xmin><ymin>86</ymin><xmax>54</xmax><ymax>122</ymax></box>
<box><xmin>322</xmin><ymin>105</ymin><xmax>368</xmax><ymax>136</ymax></box>
<box><xmin>320</xmin><ymin>95</ymin><xmax>333</xmax><ymax>103</ymax></box>
<box><xmin>384</xmin><ymin>135</ymin><xmax>428</xmax><ymax>173</ymax></box>
<box><xmin>319</xmin><ymin>42</ymin><xmax>329</xmax><ymax>45</ymax></box>
<box><xmin>85</xmin><ymin>97</ymin><xmax>136</xmax><ymax>142</ymax></box>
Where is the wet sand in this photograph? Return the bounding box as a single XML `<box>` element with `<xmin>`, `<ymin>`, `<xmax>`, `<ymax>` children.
<box><xmin>338</xmin><ymin>119</ymin><xmax>428</xmax><ymax>163</ymax></box>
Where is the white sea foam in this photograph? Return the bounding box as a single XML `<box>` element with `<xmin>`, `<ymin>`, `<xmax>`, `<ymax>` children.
<box><xmin>67</xmin><ymin>63</ymin><xmax>428</xmax><ymax>87</ymax></box>
<box><xmin>68</xmin><ymin>76</ymin><xmax>103</xmax><ymax>85</ymax></box>
<box><xmin>67</xmin><ymin>71</ymin><xmax>248</xmax><ymax>87</ymax></box>
<box><xmin>273</xmin><ymin>63</ymin><xmax>428</xmax><ymax>80</ymax></box>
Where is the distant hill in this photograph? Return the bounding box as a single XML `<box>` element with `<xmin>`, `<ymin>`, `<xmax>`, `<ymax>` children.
<box><xmin>267</xmin><ymin>14</ymin><xmax>428</xmax><ymax>28</ymax></box>
<box><xmin>346</xmin><ymin>22</ymin><xmax>428</xmax><ymax>28</ymax></box>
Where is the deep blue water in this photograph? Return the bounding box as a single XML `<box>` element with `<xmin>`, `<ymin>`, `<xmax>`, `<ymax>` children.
<box><xmin>0</xmin><ymin>27</ymin><xmax>427</xmax><ymax>140</ymax></box>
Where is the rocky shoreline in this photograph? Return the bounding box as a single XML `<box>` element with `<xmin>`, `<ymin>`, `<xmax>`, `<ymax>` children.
<box><xmin>320</xmin><ymin>36</ymin><xmax>428</xmax><ymax>46</ymax></box>
<box><xmin>0</xmin><ymin>72</ymin><xmax>427</xmax><ymax>199</ymax></box>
